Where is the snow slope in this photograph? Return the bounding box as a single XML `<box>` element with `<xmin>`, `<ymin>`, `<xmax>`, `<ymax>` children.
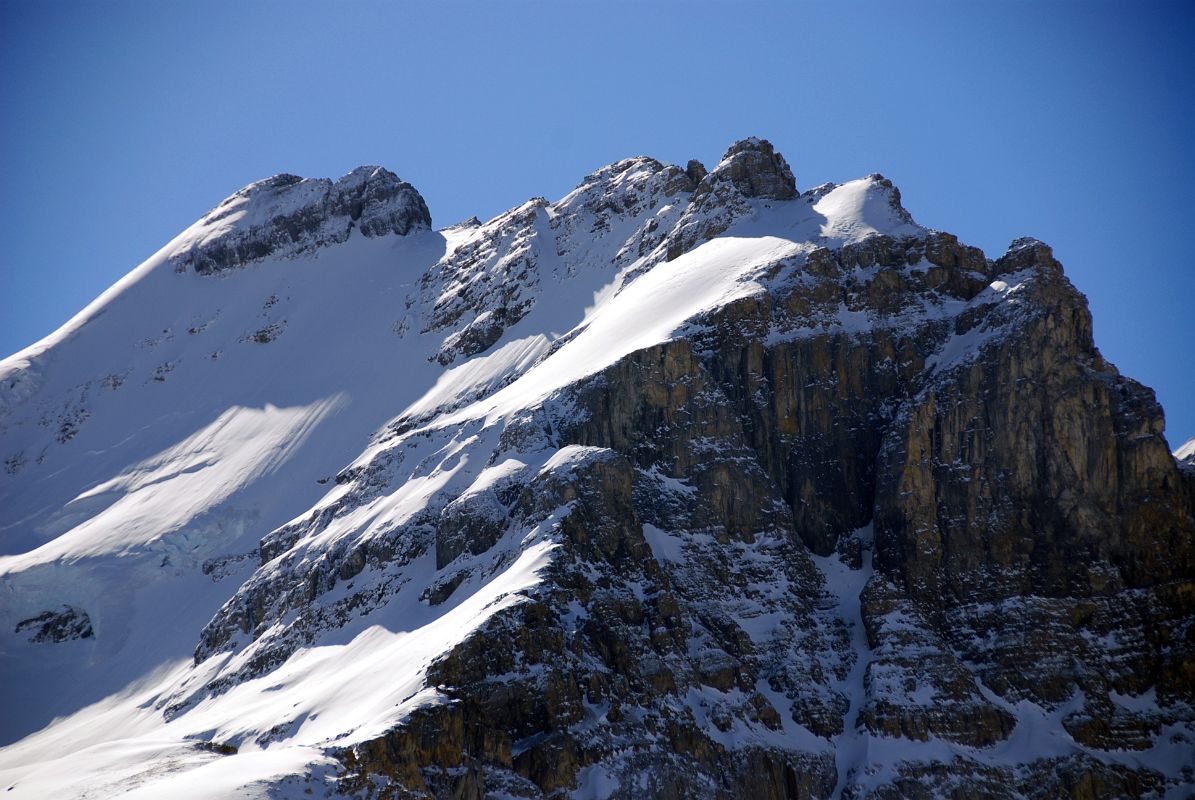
<box><xmin>1176</xmin><ymin>436</ymin><xmax>1195</xmax><ymax>465</ymax></box>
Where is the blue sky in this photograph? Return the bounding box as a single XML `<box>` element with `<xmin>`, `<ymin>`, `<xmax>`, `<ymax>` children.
<box><xmin>1</xmin><ymin>0</ymin><xmax>1192</xmax><ymax>444</ymax></box>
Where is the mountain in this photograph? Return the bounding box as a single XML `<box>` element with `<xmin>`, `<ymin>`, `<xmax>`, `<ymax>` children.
<box><xmin>1177</xmin><ymin>437</ymin><xmax>1195</xmax><ymax>471</ymax></box>
<box><xmin>1</xmin><ymin>139</ymin><xmax>1192</xmax><ymax>799</ymax></box>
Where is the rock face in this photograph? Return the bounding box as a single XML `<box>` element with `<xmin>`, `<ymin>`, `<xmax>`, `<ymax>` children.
<box><xmin>169</xmin><ymin>166</ymin><xmax>431</xmax><ymax>274</ymax></box>
<box><xmin>14</xmin><ymin>605</ymin><xmax>93</xmax><ymax>643</ymax></box>
<box><xmin>2</xmin><ymin>138</ymin><xmax>1193</xmax><ymax>799</ymax></box>
<box><xmin>695</xmin><ymin>137</ymin><xmax>797</xmax><ymax>200</ymax></box>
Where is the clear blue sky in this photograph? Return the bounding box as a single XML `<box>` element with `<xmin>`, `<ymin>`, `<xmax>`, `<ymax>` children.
<box><xmin>2</xmin><ymin>1</ymin><xmax>1192</xmax><ymax>445</ymax></box>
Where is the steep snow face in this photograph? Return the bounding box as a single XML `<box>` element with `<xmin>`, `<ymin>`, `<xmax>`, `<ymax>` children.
<box><xmin>811</xmin><ymin>175</ymin><xmax>922</xmax><ymax>243</ymax></box>
<box><xmin>0</xmin><ymin>231</ymin><xmax>448</xmax><ymax>566</ymax></box>
<box><xmin>0</xmin><ymin>231</ymin><xmax>464</xmax><ymax>796</ymax></box>
<box><xmin>3</xmin><ymin>141</ymin><xmax>1184</xmax><ymax>798</ymax></box>
<box><xmin>1176</xmin><ymin>436</ymin><xmax>1195</xmax><ymax>464</ymax></box>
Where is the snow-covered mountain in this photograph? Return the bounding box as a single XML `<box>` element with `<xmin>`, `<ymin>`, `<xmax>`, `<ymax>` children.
<box><xmin>1</xmin><ymin>139</ymin><xmax>1192</xmax><ymax>799</ymax></box>
<box><xmin>1177</xmin><ymin>437</ymin><xmax>1195</xmax><ymax>471</ymax></box>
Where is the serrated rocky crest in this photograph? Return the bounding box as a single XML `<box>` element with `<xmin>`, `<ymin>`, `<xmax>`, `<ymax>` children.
<box><xmin>1</xmin><ymin>139</ymin><xmax>1192</xmax><ymax>799</ymax></box>
<box><xmin>169</xmin><ymin>166</ymin><xmax>432</xmax><ymax>275</ymax></box>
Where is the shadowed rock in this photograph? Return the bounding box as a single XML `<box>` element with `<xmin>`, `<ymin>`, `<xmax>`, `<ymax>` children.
<box><xmin>170</xmin><ymin>166</ymin><xmax>431</xmax><ymax>275</ymax></box>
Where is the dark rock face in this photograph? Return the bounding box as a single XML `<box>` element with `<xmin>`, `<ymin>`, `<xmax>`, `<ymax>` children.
<box><xmin>872</xmin><ymin>241</ymin><xmax>1195</xmax><ymax>717</ymax></box>
<box><xmin>15</xmin><ymin>605</ymin><xmax>93</xmax><ymax>643</ymax></box>
<box><xmin>874</xmin><ymin>238</ymin><xmax>1188</xmax><ymax>601</ymax></box>
<box><xmin>695</xmin><ymin>138</ymin><xmax>797</xmax><ymax>201</ymax></box>
<box><xmin>664</xmin><ymin>138</ymin><xmax>803</xmax><ymax>261</ymax></box>
<box><xmin>327</xmin><ymin>444</ymin><xmax>840</xmax><ymax>800</ymax></box>
<box><xmin>418</xmin><ymin>198</ymin><xmax>548</xmax><ymax>366</ymax></box>
<box><xmin>170</xmin><ymin>166</ymin><xmax>431</xmax><ymax>275</ymax></box>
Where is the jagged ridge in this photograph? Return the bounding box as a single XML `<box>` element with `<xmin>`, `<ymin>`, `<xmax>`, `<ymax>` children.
<box><xmin>168</xmin><ymin>165</ymin><xmax>432</xmax><ymax>275</ymax></box>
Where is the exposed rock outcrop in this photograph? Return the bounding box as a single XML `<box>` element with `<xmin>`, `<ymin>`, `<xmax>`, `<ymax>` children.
<box><xmin>695</xmin><ymin>137</ymin><xmax>797</xmax><ymax>201</ymax></box>
<box><xmin>664</xmin><ymin>139</ymin><xmax>799</xmax><ymax>261</ymax></box>
<box><xmin>169</xmin><ymin>166</ymin><xmax>431</xmax><ymax>274</ymax></box>
<box><xmin>15</xmin><ymin>605</ymin><xmax>93</xmax><ymax>643</ymax></box>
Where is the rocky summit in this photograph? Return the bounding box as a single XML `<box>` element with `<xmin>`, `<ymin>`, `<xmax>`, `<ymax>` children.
<box><xmin>1</xmin><ymin>138</ymin><xmax>1192</xmax><ymax>799</ymax></box>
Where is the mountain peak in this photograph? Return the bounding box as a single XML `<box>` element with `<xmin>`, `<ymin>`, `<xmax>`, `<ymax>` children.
<box><xmin>696</xmin><ymin>136</ymin><xmax>797</xmax><ymax>200</ymax></box>
<box><xmin>337</xmin><ymin>164</ymin><xmax>396</xmax><ymax>184</ymax></box>
<box><xmin>167</xmin><ymin>166</ymin><xmax>431</xmax><ymax>275</ymax></box>
<box><xmin>1006</xmin><ymin>235</ymin><xmax>1049</xmax><ymax>254</ymax></box>
<box><xmin>997</xmin><ymin>235</ymin><xmax>1064</xmax><ymax>278</ymax></box>
<box><xmin>685</xmin><ymin>158</ymin><xmax>708</xmax><ymax>185</ymax></box>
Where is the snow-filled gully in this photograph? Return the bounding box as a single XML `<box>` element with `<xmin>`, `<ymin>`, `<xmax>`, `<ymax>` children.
<box><xmin>809</xmin><ymin>525</ymin><xmax>874</xmax><ymax>800</ymax></box>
